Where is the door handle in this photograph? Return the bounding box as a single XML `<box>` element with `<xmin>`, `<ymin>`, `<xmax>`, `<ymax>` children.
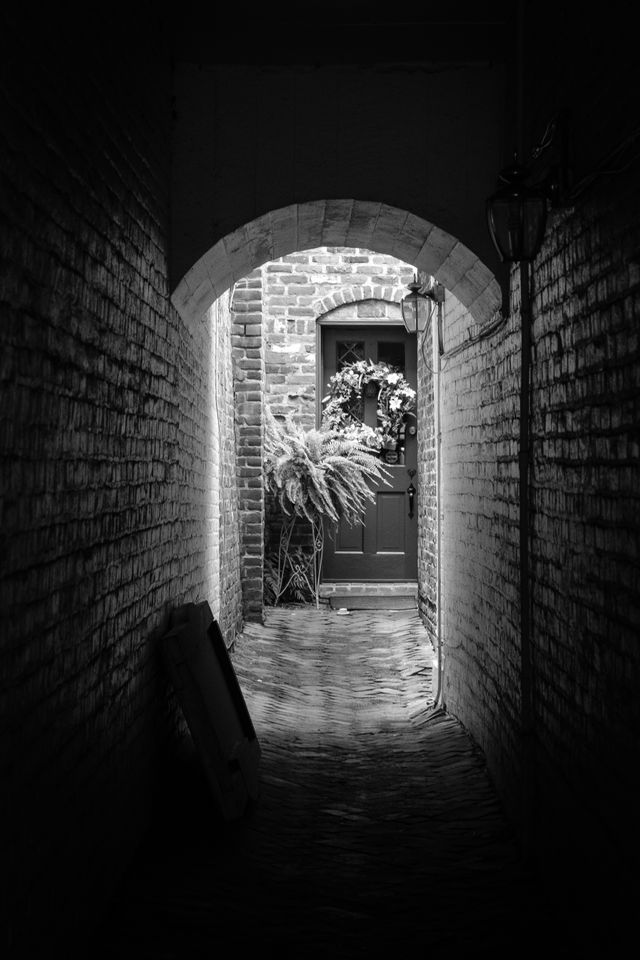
<box><xmin>407</xmin><ymin>470</ymin><xmax>416</xmax><ymax>519</ymax></box>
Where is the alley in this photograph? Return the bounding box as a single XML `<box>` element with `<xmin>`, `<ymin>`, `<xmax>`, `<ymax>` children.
<box><xmin>3</xmin><ymin>7</ymin><xmax>639</xmax><ymax>956</ymax></box>
<box><xmin>92</xmin><ymin>608</ymin><xmax>574</xmax><ymax>958</ymax></box>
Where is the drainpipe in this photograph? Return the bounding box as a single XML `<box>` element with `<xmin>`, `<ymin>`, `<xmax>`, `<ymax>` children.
<box><xmin>433</xmin><ymin>296</ymin><xmax>444</xmax><ymax>709</ymax></box>
<box><xmin>519</xmin><ymin>260</ymin><xmax>535</xmax><ymax>862</ymax></box>
<box><xmin>416</xmin><ymin>292</ymin><xmax>445</xmax><ymax>721</ymax></box>
<box><xmin>514</xmin><ymin>0</ymin><xmax>535</xmax><ymax>864</ymax></box>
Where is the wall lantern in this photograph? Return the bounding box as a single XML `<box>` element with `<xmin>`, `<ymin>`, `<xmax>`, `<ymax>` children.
<box><xmin>486</xmin><ymin>157</ymin><xmax>550</xmax><ymax>263</ymax></box>
<box><xmin>401</xmin><ymin>275</ymin><xmax>444</xmax><ymax>334</ymax></box>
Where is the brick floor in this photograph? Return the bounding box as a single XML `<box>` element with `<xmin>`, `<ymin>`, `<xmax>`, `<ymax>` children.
<box><xmin>91</xmin><ymin>607</ymin><xmax>605</xmax><ymax>957</ymax></box>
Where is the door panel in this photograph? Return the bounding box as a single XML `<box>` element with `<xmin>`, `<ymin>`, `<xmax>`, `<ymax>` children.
<box><xmin>337</xmin><ymin>520</ymin><xmax>364</xmax><ymax>553</ymax></box>
<box><xmin>321</xmin><ymin>325</ymin><xmax>417</xmax><ymax>581</ymax></box>
<box><xmin>376</xmin><ymin>492</ymin><xmax>405</xmax><ymax>553</ymax></box>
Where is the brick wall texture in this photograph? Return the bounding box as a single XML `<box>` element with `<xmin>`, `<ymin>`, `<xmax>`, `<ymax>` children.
<box><xmin>0</xmin><ymin>56</ymin><xmax>242</xmax><ymax>953</ymax></box>
<box><xmin>232</xmin><ymin>270</ymin><xmax>265</xmax><ymax>620</ymax></box>
<box><xmin>438</xmin><ymin>165</ymin><xmax>640</xmax><ymax>865</ymax></box>
<box><xmin>528</xmin><ymin>172</ymin><xmax>640</xmax><ymax>862</ymax></box>
<box><xmin>416</xmin><ymin>318</ymin><xmax>437</xmax><ymax>637</ymax></box>
<box><xmin>261</xmin><ymin>250</ymin><xmax>415</xmax><ymax>428</ymax></box>
<box><xmin>440</xmin><ymin>298</ymin><xmax>522</xmax><ymax>807</ymax></box>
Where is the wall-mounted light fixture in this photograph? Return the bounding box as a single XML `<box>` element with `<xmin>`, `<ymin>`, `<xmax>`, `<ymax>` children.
<box><xmin>486</xmin><ymin>157</ymin><xmax>549</xmax><ymax>263</ymax></box>
<box><xmin>487</xmin><ymin>114</ymin><xmax>569</xmax><ymax>264</ymax></box>
<box><xmin>401</xmin><ymin>275</ymin><xmax>444</xmax><ymax>334</ymax></box>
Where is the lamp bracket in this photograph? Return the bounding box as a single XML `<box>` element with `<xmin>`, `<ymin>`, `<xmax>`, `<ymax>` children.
<box><xmin>429</xmin><ymin>281</ymin><xmax>445</xmax><ymax>303</ymax></box>
<box><xmin>524</xmin><ymin>109</ymin><xmax>571</xmax><ymax>207</ymax></box>
<box><xmin>419</xmin><ymin>278</ymin><xmax>445</xmax><ymax>303</ymax></box>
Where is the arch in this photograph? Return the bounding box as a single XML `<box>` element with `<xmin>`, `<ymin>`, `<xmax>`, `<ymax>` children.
<box><xmin>171</xmin><ymin>200</ymin><xmax>502</xmax><ymax>328</ymax></box>
<box><xmin>313</xmin><ymin>285</ymin><xmax>405</xmax><ymax>322</ymax></box>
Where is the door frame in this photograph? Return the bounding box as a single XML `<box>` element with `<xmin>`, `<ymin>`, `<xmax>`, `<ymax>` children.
<box><xmin>315</xmin><ymin>313</ymin><xmax>419</xmax><ymax>582</ymax></box>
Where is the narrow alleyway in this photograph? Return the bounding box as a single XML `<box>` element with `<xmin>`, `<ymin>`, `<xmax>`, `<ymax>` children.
<box><xmin>92</xmin><ymin>608</ymin><xmax>575</xmax><ymax>957</ymax></box>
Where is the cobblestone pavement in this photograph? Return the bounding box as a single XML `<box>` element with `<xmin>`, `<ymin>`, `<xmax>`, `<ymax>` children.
<box><xmin>93</xmin><ymin>607</ymin><xmax>582</xmax><ymax>957</ymax></box>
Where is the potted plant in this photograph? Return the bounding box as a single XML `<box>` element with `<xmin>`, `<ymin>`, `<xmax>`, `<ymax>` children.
<box><xmin>263</xmin><ymin>407</ymin><xmax>390</xmax><ymax>608</ymax></box>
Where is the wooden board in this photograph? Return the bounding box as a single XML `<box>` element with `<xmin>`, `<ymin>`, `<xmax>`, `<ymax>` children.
<box><xmin>162</xmin><ymin>601</ymin><xmax>260</xmax><ymax>819</ymax></box>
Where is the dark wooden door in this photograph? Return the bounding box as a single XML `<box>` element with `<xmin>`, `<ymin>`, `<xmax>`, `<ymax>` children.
<box><xmin>321</xmin><ymin>326</ymin><xmax>418</xmax><ymax>581</ymax></box>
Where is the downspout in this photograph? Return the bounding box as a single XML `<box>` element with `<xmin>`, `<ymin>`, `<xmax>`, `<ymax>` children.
<box><xmin>515</xmin><ymin>0</ymin><xmax>536</xmax><ymax>864</ymax></box>
<box><xmin>419</xmin><ymin>290</ymin><xmax>445</xmax><ymax>719</ymax></box>
<box><xmin>433</xmin><ymin>296</ymin><xmax>444</xmax><ymax>709</ymax></box>
<box><xmin>519</xmin><ymin>261</ymin><xmax>535</xmax><ymax>861</ymax></box>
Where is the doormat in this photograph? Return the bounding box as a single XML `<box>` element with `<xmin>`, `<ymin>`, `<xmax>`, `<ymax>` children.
<box><xmin>329</xmin><ymin>595</ymin><xmax>417</xmax><ymax>611</ymax></box>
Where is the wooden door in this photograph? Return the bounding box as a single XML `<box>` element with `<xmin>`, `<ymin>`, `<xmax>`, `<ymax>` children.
<box><xmin>321</xmin><ymin>326</ymin><xmax>418</xmax><ymax>581</ymax></box>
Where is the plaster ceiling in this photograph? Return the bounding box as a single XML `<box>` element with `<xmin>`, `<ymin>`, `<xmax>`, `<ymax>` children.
<box><xmin>168</xmin><ymin>2</ymin><xmax>515</xmax><ymax>66</ymax></box>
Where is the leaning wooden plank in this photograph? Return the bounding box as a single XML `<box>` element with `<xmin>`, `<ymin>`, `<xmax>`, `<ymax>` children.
<box><xmin>161</xmin><ymin>602</ymin><xmax>260</xmax><ymax>819</ymax></box>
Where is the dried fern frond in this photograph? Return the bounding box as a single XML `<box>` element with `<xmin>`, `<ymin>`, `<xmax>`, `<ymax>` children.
<box><xmin>264</xmin><ymin>407</ymin><xmax>390</xmax><ymax>526</ymax></box>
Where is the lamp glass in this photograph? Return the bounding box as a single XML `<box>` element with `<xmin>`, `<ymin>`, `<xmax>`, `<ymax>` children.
<box><xmin>487</xmin><ymin>165</ymin><xmax>548</xmax><ymax>263</ymax></box>
<box><xmin>401</xmin><ymin>278</ymin><xmax>430</xmax><ymax>334</ymax></box>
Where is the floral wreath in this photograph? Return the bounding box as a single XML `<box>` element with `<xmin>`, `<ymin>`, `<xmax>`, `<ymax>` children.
<box><xmin>321</xmin><ymin>359</ymin><xmax>416</xmax><ymax>450</ymax></box>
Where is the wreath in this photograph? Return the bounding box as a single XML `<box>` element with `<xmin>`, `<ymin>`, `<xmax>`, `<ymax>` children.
<box><xmin>321</xmin><ymin>359</ymin><xmax>416</xmax><ymax>450</ymax></box>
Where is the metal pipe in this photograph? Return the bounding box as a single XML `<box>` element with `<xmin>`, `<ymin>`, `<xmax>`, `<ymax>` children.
<box><xmin>519</xmin><ymin>260</ymin><xmax>535</xmax><ymax>861</ymax></box>
<box><xmin>433</xmin><ymin>297</ymin><xmax>444</xmax><ymax>709</ymax></box>
<box><xmin>515</xmin><ymin>0</ymin><xmax>536</xmax><ymax>864</ymax></box>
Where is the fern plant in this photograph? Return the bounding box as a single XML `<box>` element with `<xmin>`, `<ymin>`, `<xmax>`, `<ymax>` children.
<box><xmin>264</xmin><ymin>407</ymin><xmax>389</xmax><ymax>607</ymax></box>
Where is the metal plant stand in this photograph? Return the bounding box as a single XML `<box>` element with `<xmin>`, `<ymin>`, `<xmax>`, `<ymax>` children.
<box><xmin>269</xmin><ymin>514</ymin><xmax>325</xmax><ymax>609</ymax></box>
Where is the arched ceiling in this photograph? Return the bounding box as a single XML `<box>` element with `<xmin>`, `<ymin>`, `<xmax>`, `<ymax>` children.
<box><xmin>171</xmin><ymin>199</ymin><xmax>502</xmax><ymax>329</ymax></box>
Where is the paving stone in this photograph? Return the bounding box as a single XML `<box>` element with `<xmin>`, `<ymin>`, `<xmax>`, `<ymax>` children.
<box><xmin>92</xmin><ymin>607</ymin><xmax>593</xmax><ymax>957</ymax></box>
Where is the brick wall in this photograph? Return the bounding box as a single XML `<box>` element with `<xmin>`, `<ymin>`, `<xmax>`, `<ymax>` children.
<box><xmin>233</xmin><ymin>249</ymin><xmax>434</xmax><ymax>610</ymax></box>
<box><xmin>231</xmin><ymin>270</ymin><xmax>265</xmax><ymax>621</ymax></box>
<box><xmin>437</xmin><ymin>164</ymin><xmax>640</xmax><ymax>873</ymax></box>
<box><xmin>193</xmin><ymin>293</ymin><xmax>243</xmax><ymax>643</ymax></box>
<box><xmin>528</xmin><ymin>168</ymin><xmax>640</xmax><ymax>868</ymax></box>
<box><xmin>0</xmin><ymin>51</ymin><xmax>241</xmax><ymax>953</ymax></box>
<box><xmin>261</xmin><ymin>249</ymin><xmax>415</xmax><ymax>428</ymax></box>
<box><xmin>439</xmin><ymin>297</ymin><xmax>522</xmax><ymax>814</ymax></box>
<box><xmin>212</xmin><ymin>295</ymin><xmax>244</xmax><ymax>645</ymax></box>
<box><xmin>263</xmin><ymin>256</ymin><xmax>317</xmax><ymax>430</ymax></box>
<box><xmin>416</xmin><ymin>320</ymin><xmax>437</xmax><ymax>643</ymax></box>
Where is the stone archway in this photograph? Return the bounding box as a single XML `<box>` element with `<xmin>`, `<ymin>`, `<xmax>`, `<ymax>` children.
<box><xmin>179</xmin><ymin>204</ymin><xmax>502</xmax><ymax>623</ymax></box>
<box><xmin>171</xmin><ymin>200</ymin><xmax>501</xmax><ymax>329</ymax></box>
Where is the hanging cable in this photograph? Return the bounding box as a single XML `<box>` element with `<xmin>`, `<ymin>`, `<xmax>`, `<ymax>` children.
<box><xmin>439</xmin><ymin>310</ymin><xmax>508</xmax><ymax>366</ymax></box>
<box><xmin>566</xmin><ymin>124</ymin><xmax>640</xmax><ymax>202</ymax></box>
